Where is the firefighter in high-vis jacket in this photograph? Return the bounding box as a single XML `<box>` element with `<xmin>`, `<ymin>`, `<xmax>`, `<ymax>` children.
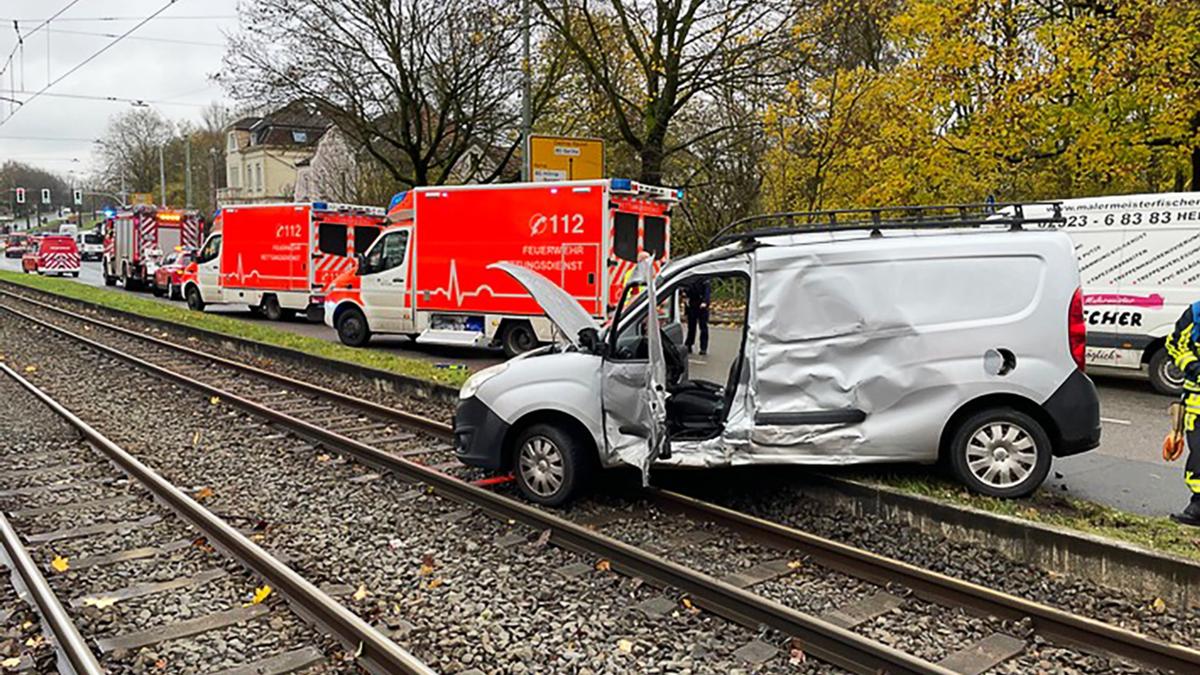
<box><xmin>1165</xmin><ymin>302</ymin><xmax>1200</xmax><ymax>525</ymax></box>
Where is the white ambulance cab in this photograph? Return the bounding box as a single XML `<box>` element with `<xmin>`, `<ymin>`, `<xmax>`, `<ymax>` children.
<box><xmin>1024</xmin><ymin>192</ymin><xmax>1200</xmax><ymax>394</ymax></box>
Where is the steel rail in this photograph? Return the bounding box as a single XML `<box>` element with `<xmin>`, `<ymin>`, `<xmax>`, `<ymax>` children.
<box><xmin>0</xmin><ymin>509</ymin><xmax>105</xmax><ymax>675</ymax></box>
<box><xmin>6</xmin><ymin>288</ymin><xmax>1200</xmax><ymax>671</ymax></box>
<box><xmin>0</xmin><ymin>362</ymin><xmax>435</xmax><ymax>675</ymax></box>
<box><xmin>0</xmin><ymin>287</ymin><xmax>449</xmax><ymax>436</ymax></box>
<box><xmin>1</xmin><ymin>297</ymin><xmax>951</xmax><ymax>674</ymax></box>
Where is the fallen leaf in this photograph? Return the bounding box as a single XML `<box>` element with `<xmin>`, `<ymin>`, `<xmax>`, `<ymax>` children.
<box><xmin>50</xmin><ymin>555</ymin><xmax>69</xmax><ymax>573</ymax></box>
<box><xmin>316</xmin><ymin>454</ymin><xmax>331</xmax><ymax>463</ymax></box>
<box><xmin>532</xmin><ymin>528</ymin><xmax>552</xmax><ymax>548</ymax></box>
<box><xmin>246</xmin><ymin>585</ymin><xmax>272</xmax><ymax>606</ymax></box>
<box><xmin>1152</xmin><ymin>597</ymin><xmax>1167</xmax><ymax>613</ymax></box>
<box><xmin>427</xmin><ymin>578</ymin><xmax>443</xmax><ymax>589</ymax></box>
<box><xmin>82</xmin><ymin>596</ymin><xmax>118</xmax><ymax>609</ymax></box>
<box><xmin>1</xmin><ymin>657</ymin><xmax>21</xmax><ymax>668</ymax></box>
<box><xmin>787</xmin><ymin>560</ymin><xmax>803</xmax><ymax>570</ymax></box>
<box><xmin>24</xmin><ymin>636</ymin><xmax>43</xmax><ymax>649</ymax></box>
<box><xmin>789</xmin><ymin>647</ymin><xmax>806</xmax><ymax>665</ymax></box>
<box><xmin>209</xmin><ymin>396</ymin><xmax>220</xmax><ymax>405</ymax></box>
<box><xmin>595</xmin><ymin>559</ymin><xmax>611</xmax><ymax>572</ymax></box>
<box><xmin>155</xmin><ymin>658</ymin><xmax>167</xmax><ymax>669</ymax></box>
<box><xmin>352</xmin><ymin>584</ymin><xmax>368</xmax><ymax>601</ymax></box>
<box><xmin>681</xmin><ymin>597</ymin><xmax>695</xmax><ymax>611</ymax></box>
<box><xmin>192</xmin><ymin>536</ymin><xmax>214</xmax><ymax>553</ymax></box>
<box><xmin>192</xmin><ymin>430</ymin><xmax>201</xmax><ymax>447</ymax></box>
<box><xmin>194</xmin><ymin>487</ymin><xmax>214</xmax><ymax>501</ymax></box>
<box><xmin>23</xmin><ymin>365</ymin><xmax>36</xmax><ymax>373</ymax></box>
<box><xmin>616</xmin><ymin>638</ymin><xmax>633</xmax><ymax>653</ymax></box>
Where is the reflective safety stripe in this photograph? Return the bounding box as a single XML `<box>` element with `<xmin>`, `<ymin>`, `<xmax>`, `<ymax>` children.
<box><xmin>1186</xmin><ymin>472</ymin><xmax>1200</xmax><ymax>494</ymax></box>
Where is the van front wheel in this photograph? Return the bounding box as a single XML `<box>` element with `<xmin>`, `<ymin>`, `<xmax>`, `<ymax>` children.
<box><xmin>185</xmin><ymin>285</ymin><xmax>205</xmax><ymax>312</ymax></box>
<box><xmin>948</xmin><ymin>408</ymin><xmax>1051</xmax><ymax>498</ymax></box>
<box><xmin>512</xmin><ymin>423</ymin><xmax>589</xmax><ymax>506</ymax></box>
<box><xmin>336</xmin><ymin>307</ymin><xmax>371</xmax><ymax>347</ymax></box>
<box><xmin>501</xmin><ymin>321</ymin><xmax>538</xmax><ymax>358</ymax></box>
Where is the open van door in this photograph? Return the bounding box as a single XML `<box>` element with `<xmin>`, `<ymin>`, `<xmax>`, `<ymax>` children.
<box><xmin>600</xmin><ymin>257</ymin><xmax>669</xmax><ymax>484</ymax></box>
<box><xmin>490</xmin><ymin>259</ymin><xmax>668</xmax><ymax>484</ymax></box>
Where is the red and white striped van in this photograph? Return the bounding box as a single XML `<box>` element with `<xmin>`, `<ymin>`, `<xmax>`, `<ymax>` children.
<box><xmin>22</xmin><ymin>235</ymin><xmax>80</xmax><ymax>277</ymax></box>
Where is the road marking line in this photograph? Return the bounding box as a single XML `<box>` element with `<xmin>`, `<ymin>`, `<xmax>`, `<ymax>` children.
<box><xmin>1100</xmin><ymin>417</ymin><xmax>1132</xmax><ymax>425</ymax></box>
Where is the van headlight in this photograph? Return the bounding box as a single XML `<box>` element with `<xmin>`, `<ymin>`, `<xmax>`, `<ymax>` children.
<box><xmin>459</xmin><ymin>362</ymin><xmax>509</xmax><ymax>400</ymax></box>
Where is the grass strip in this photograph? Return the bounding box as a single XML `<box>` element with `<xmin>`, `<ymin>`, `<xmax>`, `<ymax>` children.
<box><xmin>0</xmin><ymin>270</ymin><xmax>469</xmax><ymax>387</ymax></box>
<box><xmin>855</xmin><ymin>470</ymin><xmax>1200</xmax><ymax>561</ymax></box>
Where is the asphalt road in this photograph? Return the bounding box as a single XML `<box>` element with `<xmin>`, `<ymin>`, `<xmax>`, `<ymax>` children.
<box><xmin>2</xmin><ymin>256</ymin><xmax>1189</xmax><ymax>517</ymax></box>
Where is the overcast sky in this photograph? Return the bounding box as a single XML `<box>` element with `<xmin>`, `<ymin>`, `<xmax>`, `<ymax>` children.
<box><xmin>0</xmin><ymin>0</ymin><xmax>239</xmax><ymax>179</ymax></box>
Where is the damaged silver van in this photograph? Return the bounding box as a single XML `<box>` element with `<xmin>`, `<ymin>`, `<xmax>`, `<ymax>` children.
<box><xmin>454</xmin><ymin>204</ymin><xmax>1102</xmax><ymax>505</ymax></box>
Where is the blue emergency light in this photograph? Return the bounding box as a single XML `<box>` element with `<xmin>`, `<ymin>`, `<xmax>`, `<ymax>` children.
<box><xmin>610</xmin><ymin>178</ymin><xmax>633</xmax><ymax>191</ymax></box>
<box><xmin>388</xmin><ymin>191</ymin><xmax>409</xmax><ymax>210</ymax></box>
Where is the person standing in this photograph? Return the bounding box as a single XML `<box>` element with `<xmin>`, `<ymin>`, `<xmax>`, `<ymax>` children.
<box><xmin>1165</xmin><ymin>301</ymin><xmax>1200</xmax><ymax>525</ymax></box>
<box><xmin>684</xmin><ymin>277</ymin><xmax>710</xmax><ymax>355</ymax></box>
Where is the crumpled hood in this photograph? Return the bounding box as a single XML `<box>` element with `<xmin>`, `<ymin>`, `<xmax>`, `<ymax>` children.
<box><xmin>489</xmin><ymin>262</ymin><xmax>599</xmax><ymax>347</ymax></box>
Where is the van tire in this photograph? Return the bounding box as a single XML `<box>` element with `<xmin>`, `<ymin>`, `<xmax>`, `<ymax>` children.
<box><xmin>262</xmin><ymin>295</ymin><xmax>284</xmax><ymax>321</ymax></box>
<box><xmin>185</xmin><ymin>285</ymin><xmax>205</xmax><ymax>312</ymax></box>
<box><xmin>103</xmin><ymin>274</ymin><xmax>116</xmax><ymax>287</ymax></box>
<box><xmin>512</xmin><ymin>423</ymin><xmax>590</xmax><ymax>506</ymax></box>
<box><xmin>336</xmin><ymin>307</ymin><xmax>371</xmax><ymax>347</ymax></box>
<box><xmin>1148</xmin><ymin>348</ymin><xmax>1185</xmax><ymax>396</ymax></box>
<box><xmin>152</xmin><ymin>284</ymin><xmax>164</xmax><ymax>297</ymax></box>
<box><xmin>948</xmin><ymin>407</ymin><xmax>1051</xmax><ymax>498</ymax></box>
<box><xmin>502</xmin><ymin>321</ymin><xmax>538</xmax><ymax>358</ymax></box>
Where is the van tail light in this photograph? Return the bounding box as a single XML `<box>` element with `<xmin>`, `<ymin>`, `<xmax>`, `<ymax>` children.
<box><xmin>1068</xmin><ymin>287</ymin><xmax>1086</xmax><ymax>372</ymax></box>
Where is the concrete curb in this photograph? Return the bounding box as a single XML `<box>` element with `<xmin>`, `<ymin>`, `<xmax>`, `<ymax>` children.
<box><xmin>0</xmin><ymin>281</ymin><xmax>461</xmax><ymax>408</ymax></box>
<box><xmin>808</xmin><ymin>475</ymin><xmax>1200</xmax><ymax>609</ymax></box>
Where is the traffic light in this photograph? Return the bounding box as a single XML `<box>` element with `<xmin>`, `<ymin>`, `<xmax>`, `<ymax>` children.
<box><xmin>40</xmin><ymin>188</ymin><xmax>50</xmax><ymax>204</ymax></box>
<box><xmin>14</xmin><ymin>187</ymin><xmax>25</xmax><ymax>204</ymax></box>
<box><xmin>73</xmin><ymin>188</ymin><xmax>83</xmax><ymax>205</ymax></box>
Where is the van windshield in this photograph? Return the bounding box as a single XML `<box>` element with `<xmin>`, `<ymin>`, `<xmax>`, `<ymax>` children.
<box><xmin>83</xmin><ymin>233</ymin><xmax>103</xmax><ymax>244</ymax></box>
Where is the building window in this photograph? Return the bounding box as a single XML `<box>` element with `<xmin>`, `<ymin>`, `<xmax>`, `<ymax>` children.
<box><xmin>229</xmin><ymin>166</ymin><xmax>240</xmax><ymax>189</ymax></box>
<box><xmin>292</xmin><ymin>130</ymin><xmax>308</xmax><ymax>143</ymax></box>
<box><xmin>255</xmin><ymin>164</ymin><xmax>263</xmax><ymax>192</ymax></box>
<box><xmin>227</xmin><ymin>133</ymin><xmax>237</xmax><ymax>151</ymax></box>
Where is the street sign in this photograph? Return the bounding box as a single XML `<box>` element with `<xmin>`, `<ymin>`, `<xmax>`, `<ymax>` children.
<box><xmin>73</xmin><ymin>188</ymin><xmax>83</xmax><ymax>206</ymax></box>
<box><xmin>528</xmin><ymin>135</ymin><xmax>604</xmax><ymax>182</ymax></box>
<box><xmin>40</xmin><ymin>188</ymin><xmax>50</xmax><ymax>204</ymax></box>
<box><xmin>14</xmin><ymin>188</ymin><xmax>25</xmax><ymax>204</ymax></box>
<box><xmin>130</xmin><ymin>192</ymin><xmax>153</xmax><ymax>206</ymax></box>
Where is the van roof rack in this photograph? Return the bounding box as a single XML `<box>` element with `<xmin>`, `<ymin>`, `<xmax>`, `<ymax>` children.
<box><xmin>710</xmin><ymin>201</ymin><xmax>1063</xmax><ymax>245</ymax></box>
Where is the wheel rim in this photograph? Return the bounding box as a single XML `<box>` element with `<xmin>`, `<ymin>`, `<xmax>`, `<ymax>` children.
<box><xmin>965</xmin><ymin>422</ymin><xmax>1038</xmax><ymax>489</ymax></box>
<box><xmin>508</xmin><ymin>327</ymin><xmax>534</xmax><ymax>353</ymax></box>
<box><xmin>518</xmin><ymin>435</ymin><xmax>565</xmax><ymax>498</ymax></box>
<box><xmin>1160</xmin><ymin>358</ymin><xmax>1185</xmax><ymax>389</ymax></box>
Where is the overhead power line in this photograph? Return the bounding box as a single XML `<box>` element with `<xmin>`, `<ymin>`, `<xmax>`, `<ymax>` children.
<box><xmin>7</xmin><ymin>90</ymin><xmax>210</xmax><ymax>107</ymax></box>
<box><xmin>46</xmin><ymin>28</ymin><xmax>225</xmax><ymax>48</ymax></box>
<box><xmin>0</xmin><ymin>0</ymin><xmax>85</xmax><ymax>79</ymax></box>
<box><xmin>5</xmin><ymin>15</ymin><xmax>235</xmax><ymax>23</ymax></box>
<box><xmin>1</xmin><ymin>0</ymin><xmax>181</xmax><ymax>128</ymax></box>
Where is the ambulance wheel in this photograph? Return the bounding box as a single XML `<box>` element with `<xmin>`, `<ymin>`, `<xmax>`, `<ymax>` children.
<box><xmin>502</xmin><ymin>321</ymin><xmax>538</xmax><ymax>358</ymax></box>
<box><xmin>152</xmin><ymin>284</ymin><xmax>164</xmax><ymax>297</ymax></box>
<box><xmin>103</xmin><ymin>274</ymin><xmax>116</xmax><ymax>287</ymax></box>
<box><xmin>512</xmin><ymin>423</ymin><xmax>590</xmax><ymax>507</ymax></box>
<box><xmin>336</xmin><ymin>307</ymin><xmax>371</xmax><ymax>347</ymax></box>
<box><xmin>167</xmin><ymin>281</ymin><xmax>179</xmax><ymax>300</ymax></box>
<box><xmin>948</xmin><ymin>408</ymin><xmax>1051</xmax><ymax>499</ymax></box>
<box><xmin>261</xmin><ymin>296</ymin><xmax>284</xmax><ymax>321</ymax></box>
<box><xmin>1149</xmin><ymin>348</ymin><xmax>1185</xmax><ymax>396</ymax></box>
<box><xmin>185</xmin><ymin>285</ymin><xmax>205</xmax><ymax>312</ymax></box>
<box><xmin>70</xmin><ymin>272</ymin><xmax>78</xmax><ymax>278</ymax></box>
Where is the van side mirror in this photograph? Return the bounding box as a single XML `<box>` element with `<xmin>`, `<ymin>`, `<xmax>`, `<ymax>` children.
<box><xmin>578</xmin><ymin>327</ymin><xmax>605</xmax><ymax>356</ymax></box>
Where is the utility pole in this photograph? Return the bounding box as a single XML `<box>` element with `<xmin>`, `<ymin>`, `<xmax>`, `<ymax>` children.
<box><xmin>520</xmin><ymin>0</ymin><xmax>532</xmax><ymax>182</ymax></box>
<box><xmin>185</xmin><ymin>137</ymin><xmax>192</xmax><ymax>208</ymax></box>
<box><xmin>209</xmin><ymin>148</ymin><xmax>218</xmax><ymax>217</ymax></box>
<box><xmin>159</xmin><ymin>143</ymin><xmax>167</xmax><ymax>207</ymax></box>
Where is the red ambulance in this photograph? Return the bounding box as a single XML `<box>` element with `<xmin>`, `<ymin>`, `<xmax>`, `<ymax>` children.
<box><xmin>323</xmin><ymin>179</ymin><xmax>679</xmax><ymax>356</ymax></box>
<box><xmin>181</xmin><ymin>202</ymin><xmax>386</xmax><ymax>321</ymax></box>
<box><xmin>22</xmin><ymin>234</ymin><xmax>80</xmax><ymax>277</ymax></box>
<box><xmin>103</xmin><ymin>206</ymin><xmax>204</xmax><ymax>290</ymax></box>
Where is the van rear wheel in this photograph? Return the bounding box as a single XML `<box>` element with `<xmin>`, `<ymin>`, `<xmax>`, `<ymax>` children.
<box><xmin>336</xmin><ymin>307</ymin><xmax>371</xmax><ymax>347</ymax></box>
<box><xmin>1148</xmin><ymin>348</ymin><xmax>1185</xmax><ymax>396</ymax></box>
<box><xmin>512</xmin><ymin>423</ymin><xmax>589</xmax><ymax>506</ymax></box>
<box><xmin>948</xmin><ymin>408</ymin><xmax>1051</xmax><ymax>498</ymax></box>
<box><xmin>261</xmin><ymin>295</ymin><xmax>284</xmax><ymax>321</ymax></box>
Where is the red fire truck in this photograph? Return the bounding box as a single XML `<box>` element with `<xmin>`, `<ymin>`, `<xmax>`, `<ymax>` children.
<box><xmin>324</xmin><ymin>179</ymin><xmax>679</xmax><ymax>356</ymax></box>
<box><xmin>103</xmin><ymin>206</ymin><xmax>204</xmax><ymax>290</ymax></box>
<box><xmin>22</xmin><ymin>235</ymin><xmax>80</xmax><ymax>276</ymax></box>
<box><xmin>181</xmin><ymin>202</ymin><xmax>386</xmax><ymax>321</ymax></box>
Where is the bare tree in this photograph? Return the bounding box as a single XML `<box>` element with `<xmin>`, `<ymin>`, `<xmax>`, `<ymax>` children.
<box><xmin>222</xmin><ymin>0</ymin><xmax>564</xmax><ymax>188</ymax></box>
<box><xmin>96</xmin><ymin>108</ymin><xmax>174</xmax><ymax>196</ymax></box>
<box><xmin>535</xmin><ymin>0</ymin><xmax>803</xmax><ymax>185</ymax></box>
